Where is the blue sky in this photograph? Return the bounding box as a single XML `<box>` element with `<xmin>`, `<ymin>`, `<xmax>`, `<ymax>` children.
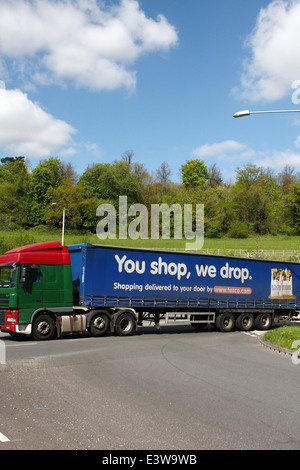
<box><xmin>0</xmin><ymin>0</ymin><xmax>300</xmax><ymax>183</ymax></box>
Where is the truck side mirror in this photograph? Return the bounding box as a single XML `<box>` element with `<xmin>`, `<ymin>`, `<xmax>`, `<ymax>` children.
<box><xmin>20</xmin><ymin>266</ymin><xmax>32</xmax><ymax>284</ymax></box>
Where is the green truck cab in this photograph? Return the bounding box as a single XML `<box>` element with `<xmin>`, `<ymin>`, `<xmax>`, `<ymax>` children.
<box><xmin>0</xmin><ymin>241</ymin><xmax>73</xmax><ymax>339</ymax></box>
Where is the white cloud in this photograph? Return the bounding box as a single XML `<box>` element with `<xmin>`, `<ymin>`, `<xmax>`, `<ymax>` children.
<box><xmin>234</xmin><ymin>0</ymin><xmax>300</xmax><ymax>102</ymax></box>
<box><xmin>193</xmin><ymin>139</ymin><xmax>300</xmax><ymax>173</ymax></box>
<box><xmin>0</xmin><ymin>87</ymin><xmax>76</xmax><ymax>157</ymax></box>
<box><xmin>253</xmin><ymin>149</ymin><xmax>300</xmax><ymax>169</ymax></box>
<box><xmin>295</xmin><ymin>135</ymin><xmax>300</xmax><ymax>148</ymax></box>
<box><xmin>0</xmin><ymin>0</ymin><xmax>178</xmax><ymax>91</ymax></box>
<box><xmin>193</xmin><ymin>140</ymin><xmax>247</xmax><ymax>158</ymax></box>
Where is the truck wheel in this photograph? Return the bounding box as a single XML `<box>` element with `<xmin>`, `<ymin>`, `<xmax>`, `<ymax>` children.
<box><xmin>89</xmin><ymin>311</ymin><xmax>110</xmax><ymax>337</ymax></box>
<box><xmin>236</xmin><ymin>313</ymin><xmax>254</xmax><ymax>331</ymax></box>
<box><xmin>32</xmin><ymin>314</ymin><xmax>56</xmax><ymax>341</ymax></box>
<box><xmin>191</xmin><ymin>322</ymin><xmax>207</xmax><ymax>331</ymax></box>
<box><xmin>254</xmin><ymin>313</ymin><xmax>272</xmax><ymax>331</ymax></box>
<box><xmin>215</xmin><ymin>313</ymin><xmax>235</xmax><ymax>332</ymax></box>
<box><xmin>190</xmin><ymin>315</ymin><xmax>207</xmax><ymax>330</ymax></box>
<box><xmin>115</xmin><ymin>312</ymin><xmax>135</xmax><ymax>336</ymax></box>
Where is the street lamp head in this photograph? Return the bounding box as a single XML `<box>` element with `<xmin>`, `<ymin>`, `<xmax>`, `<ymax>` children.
<box><xmin>233</xmin><ymin>109</ymin><xmax>250</xmax><ymax>118</ymax></box>
<box><xmin>234</xmin><ymin>108</ymin><xmax>300</xmax><ymax>118</ymax></box>
<box><xmin>52</xmin><ymin>202</ymin><xmax>65</xmax><ymax>209</ymax></box>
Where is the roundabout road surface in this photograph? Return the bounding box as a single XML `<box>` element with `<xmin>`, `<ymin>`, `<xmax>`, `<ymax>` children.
<box><xmin>0</xmin><ymin>325</ymin><xmax>300</xmax><ymax>450</ymax></box>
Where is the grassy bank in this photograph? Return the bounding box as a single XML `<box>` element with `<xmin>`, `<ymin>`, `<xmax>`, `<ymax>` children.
<box><xmin>0</xmin><ymin>229</ymin><xmax>300</xmax><ymax>255</ymax></box>
<box><xmin>88</xmin><ymin>235</ymin><xmax>300</xmax><ymax>251</ymax></box>
<box><xmin>264</xmin><ymin>326</ymin><xmax>300</xmax><ymax>351</ymax></box>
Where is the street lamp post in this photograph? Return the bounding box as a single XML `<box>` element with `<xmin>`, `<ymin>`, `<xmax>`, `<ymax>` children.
<box><xmin>52</xmin><ymin>202</ymin><xmax>65</xmax><ymax>246</ymax></box>
<box><xmin>233</xmin><ymin>109</ymin><xmax>300</xmax><ymax>118</ymax></box>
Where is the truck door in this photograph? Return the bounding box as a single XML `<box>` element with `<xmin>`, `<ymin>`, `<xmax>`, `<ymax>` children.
<box><xmin>18</xmin><ymin>264</ymin><xmax>43</xmax><ymax>311</ymax></box>
<box><xmin>18</xmin><ymin>264</ymin><xmax>43</xmax><ymax>323</ymax></box>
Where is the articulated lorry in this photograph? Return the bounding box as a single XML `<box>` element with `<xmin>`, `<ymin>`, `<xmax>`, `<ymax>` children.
<box><xmin>0</xmin><ymin>241</ymin><xmax>298</xmax><ymax>340</ymax></box>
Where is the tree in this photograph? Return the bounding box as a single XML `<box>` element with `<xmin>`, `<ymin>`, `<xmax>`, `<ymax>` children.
<box><xmin>207</xmin><ymin>163</ymin><xmax>222</xmax><ymax>187</ymax></box>
<box><xmin>235</xmin><ymin>163</ymin><xmax>262</xmax><ymax>185</ymax></box>
<box><xmin>181</xmin><ymin>159</ymin><xmax>209</xmax><ymax>188</ymax></box>
<box><xmin>44</xmin><ymin>178</ymin><xmax>97</xmax><ymax>229</ymax></box>
<box><xmin>26</xmin><ymin>157</ymin><xmax>68</xmax><ymax>225</ymax></box>
<box><xmin>60</xmin><ymin>161</ymin><xmax>79</xmax><ymax>185</ymax></box>
<box><xmin>232</xmin><ymin>174</ymin><xmax>277</xmax><ymax>235</ymax></box>
<box><xmin>0</xmin><ymin>182</ymin><xmax>21</xmax><ymax>224</ymax></box>
<box><xmin>1</xmin><ymin>156</ymin><xmax>26</xmax><ymax>165</ymax></box>
<box><xmin>0</xmin><ymin>156</ymin><xmax>30</xmax><ymax>226</ymax></box>
<box><xmin>121</xmin><ymin>150</ymin><xmax>135</xmax><ymax>166</ymax></box>
<box><xmin>156</xmin><ymin>161</ymin><xmax>171</xmax><ymax>185</ymax></box>
<box><xmin>277</xmin><ymin>165</ymin><xmax>300</xmax><ymax>194</ymax></box>
<box><xmin>78</xmin><ymin>163</ymin><xmax>111</xmax><ymax>200</ymax></box>
<box><xmin>285</xmin><ymin>182</ymin><xmax>300</xmax><ymax>234</ymax></box>
<box><xmin>79</xmin><ymin>161</ymin><xmax>140</xmax><ymax>205</ymax></box>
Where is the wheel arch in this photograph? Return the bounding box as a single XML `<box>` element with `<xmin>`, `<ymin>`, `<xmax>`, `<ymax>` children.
<box><xmin>31</xmin><ymin>308</ymin><xmax>57</xmax><ymax>325</ymax></box>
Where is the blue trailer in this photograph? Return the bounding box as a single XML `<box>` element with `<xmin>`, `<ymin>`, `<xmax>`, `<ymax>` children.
<box><xmin>67</xmin><ymin>243</ymin><xmax>300</xmax><ymax>335</ymax></box>
<box><xmin>0</xmin><ymin>241</ymin><xmax>298</xmax><ymax>340</ymax></box>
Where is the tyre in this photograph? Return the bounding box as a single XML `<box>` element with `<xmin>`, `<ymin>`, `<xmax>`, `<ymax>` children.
<box><xmin>89</xmin><ymin>311</ymin><xmax>110</xmax><ymax>337</ymax></box>
<box><xmin>32</xmin><ymin>314</ymin><xmax>56</xmax><ymax>341</ymax></box>
<box><xmin>215</xmin><ymin>313</ymin><xmax>235</xmax><ymax>332</ymax></box>
<box><xmin>235</xmin><ymin>313</ymin><xmax>254</xmax><ymax>331</ymax></box>
<box><xmin>254</xmin><ymin>313</ymin><xmax>272</xmax><ymax>331</ymax></box>
<box><xmin>190</xmin><ymin>322</ymin><xmax>207</xmax><ymax>331</ymax></box>
<box><xmin>115</xmin><ymin>311</ymin><xmax>136</xmax><ymax>336</ymax></box>
<box><xmin>190</xmin><ymin>314</ymin><xmax>207</xmax><ymax>330</ymax></box>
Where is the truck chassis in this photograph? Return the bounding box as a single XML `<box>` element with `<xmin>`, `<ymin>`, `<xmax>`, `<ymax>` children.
<box><xmin>26</xmin><ymin>306</ymin><xmax>284</xmax><ymax>341</ymax></box>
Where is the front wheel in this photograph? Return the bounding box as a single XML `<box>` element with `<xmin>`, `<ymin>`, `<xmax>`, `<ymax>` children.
<box><xmin>32</xmin><ymin>314</ymin><xmax>56</xmax><ymax>341</ymax></box>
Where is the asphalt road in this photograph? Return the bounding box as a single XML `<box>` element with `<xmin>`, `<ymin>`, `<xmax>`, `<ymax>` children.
<box><xmin>1</xmin><ymin>325</ymin><xmax>300</xmax><ymax>451</ymax></box>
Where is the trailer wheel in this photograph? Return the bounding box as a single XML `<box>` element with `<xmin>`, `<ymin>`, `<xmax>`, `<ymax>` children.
<box><xmin>89</xmin><ymin>311</ymin><xmax>110</xmax><ymax>337</ymax></box>
<box><xmin>236</xmin><ymin>313</ymin><xmax>254</xmax><ymax>331</ymax></box>
<box><xmin>115</xmin><ymin>311</ymin><xmax>135</xmax><ymax>336</ymax></box>
<box><xmin>215</xmin><ymin>313</ymin><xmax>235</xmax><ymax>332</ymax></box>
<box><xmin>32</xmin><ymin>313</ymin><xmax>56</xmax><ymax>341</ymax></box>
<box><xmin>254</xmin><ymin>313</ymin><xmax>272</xmax><ymax>331</ymax></box>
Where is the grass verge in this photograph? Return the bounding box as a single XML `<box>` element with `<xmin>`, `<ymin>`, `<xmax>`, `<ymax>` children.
<box><xmin>0</xmin><ymin>229</ymin><xmax>300</xmax><ymax>256</ymax></box>
<box><xmin>264</xmin><ymin>325</ymin><xmax>300</xmax><ymax>351</ymax></box>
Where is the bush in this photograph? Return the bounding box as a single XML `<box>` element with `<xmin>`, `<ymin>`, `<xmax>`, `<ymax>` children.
<box><xmin>28</xmin><ymin>224</ymin><xmax>58</xmax><ymax>233</ymax></box>
<box><xmin>0</xmin><ymin>215</ymin><xmax>22</xmax><ymax>231</ymax></box>
<box><xmin>205</xmin><ymin>223</ymin><xmax>222</xmax><ymax>238</ymax></box>
<box><xmin>228</xmin><ymin>220</ymin><xmax>249</xmax><ymax>238</ymax></box>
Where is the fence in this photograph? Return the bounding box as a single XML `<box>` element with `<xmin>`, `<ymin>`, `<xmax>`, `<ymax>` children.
<box><xmin>197</xmin><ymin>248</ymin><xmax>300</xmax><ymax>261</ymax></box>
<box><xmin>141</xmin><ymin>246</ymin><xmax>300</xmax><ymax>261</ymax></box>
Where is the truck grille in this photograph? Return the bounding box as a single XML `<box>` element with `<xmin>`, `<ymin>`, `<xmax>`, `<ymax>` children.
<box><xmin>0</xmin><ymin>309</ymin><xmax>6</xmax><ymax>326</ymax></box>
<box><xmin>0</xmin><ymin>294</ymin><xmax>9</xmax><ymax>309</ymax></box>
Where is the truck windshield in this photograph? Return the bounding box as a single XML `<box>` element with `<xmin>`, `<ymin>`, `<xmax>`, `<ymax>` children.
<box><xmin>0</xmin><ymin>265</ymin><xmax>17</xmax><ymax>287</ymax></box>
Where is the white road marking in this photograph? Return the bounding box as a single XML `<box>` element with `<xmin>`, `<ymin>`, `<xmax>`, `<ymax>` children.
<box><xmin>243</xmin><ymin>330</ymin><xmax>265</xmax><ymax>337</ymax></box>
<box><xmin>0</xmin><ymin>432</ymin><xmax>10</xmax><ymax>442</ymax></box>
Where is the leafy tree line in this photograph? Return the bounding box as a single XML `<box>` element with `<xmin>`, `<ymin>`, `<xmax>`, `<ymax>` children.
<box><xmin>0</xmin><ymin>154</ymin><xmax>300</xmax><ymax>238</ymax></box>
